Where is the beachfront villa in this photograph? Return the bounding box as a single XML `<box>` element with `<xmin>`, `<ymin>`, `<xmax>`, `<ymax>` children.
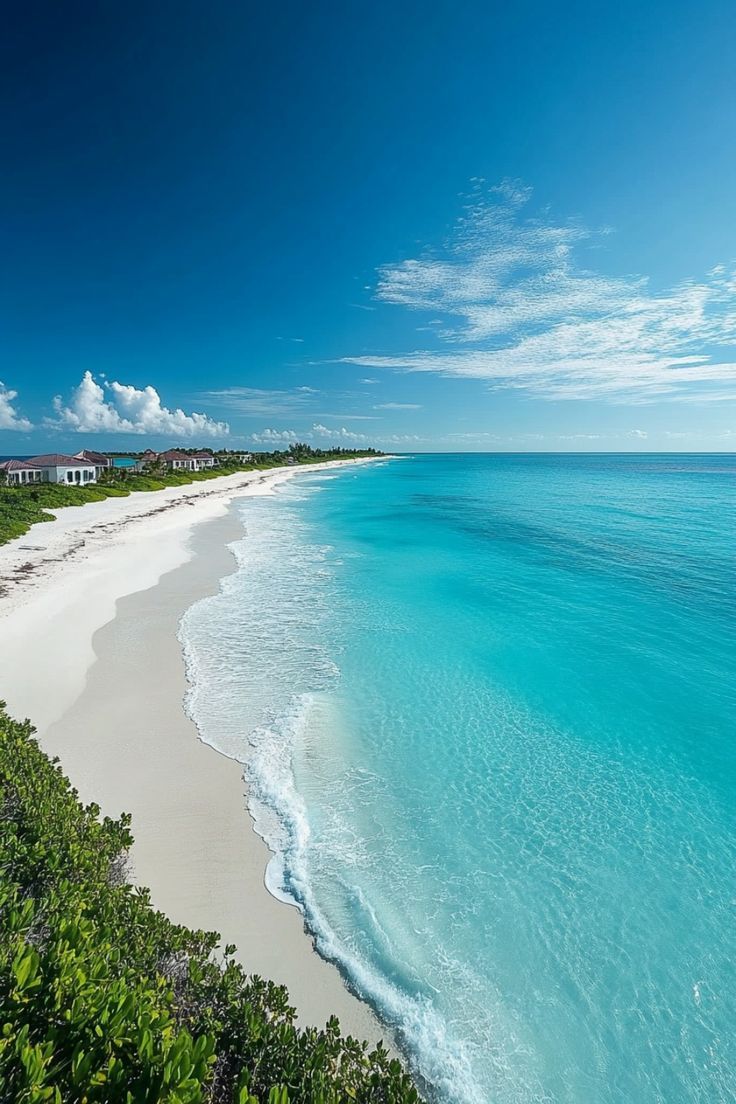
<box><xmin>158</xmin><ymin>449</ymin><xmax>216</xmax><ymax>471</ymax></box>
<box><xmin>2</xmin><ymin>446</ymin><xmax>243</xmax><ymax>488</ymax></box>
<box><xmin>74</xmin><ymin>449</ymin><xmax>112</xmax><ymax>479</ymax></box>
<box><xmin>26</xmin><ymin>454</ymin><xmax>98</xmax><ymax>485</ymax></box>
<box><xmin>0</xmin><ymin>458</ymin><xmax>45</xmax><ymax>485</ymax></box>
<box><xmin>158</xmin><ymin>449</ymin><xmax>199</xmax><ymax>471</ymax></box>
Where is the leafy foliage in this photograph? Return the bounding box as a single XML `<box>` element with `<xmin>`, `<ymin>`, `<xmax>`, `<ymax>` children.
<box><xmin>0</xmin><ymin>450</ymin><xmax>381</xmax><ymax>546</ymax></box>
<box><xmin>0</xmin><ymin>704</ymin><xmax>417</xmax><ymax>1103</ymax></box>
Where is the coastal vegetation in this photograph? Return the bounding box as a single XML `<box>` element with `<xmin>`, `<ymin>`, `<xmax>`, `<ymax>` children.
<box><xmin>0</xmin><ymin>703</ymin><xmax>417</xmax><ymax>1103</ymax></box>
<box><xmin>0</xmin><ymin>446</ymin><xmax>381</xmax><ymax>546</ymax></box>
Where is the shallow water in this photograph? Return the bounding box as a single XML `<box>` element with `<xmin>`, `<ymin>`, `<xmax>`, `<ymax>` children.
<box><xmin>180</xmin><ymin>454</ymin><xmax>736</xmax><ymax>1103</ymax></box>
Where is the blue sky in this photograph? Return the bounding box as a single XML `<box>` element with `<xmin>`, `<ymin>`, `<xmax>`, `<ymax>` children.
<box><xmin>2</xmin><ymin>1</ymin><xmax>735</xmax><ymax>452</ymax></box>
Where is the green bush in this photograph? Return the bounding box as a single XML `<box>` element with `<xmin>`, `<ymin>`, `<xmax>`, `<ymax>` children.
<box><xmin>0</xmin><ymin>706</ymin><xmax>417</xmax><ymax>1103</ymax></box>
<box><xmin>0</xmin><ymin>451</ymin><xmax>382</xmax><ymax>547</ymax></box>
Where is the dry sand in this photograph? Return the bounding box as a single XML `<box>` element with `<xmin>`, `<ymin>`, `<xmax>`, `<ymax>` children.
<box><xmin>0</xmin><ymin>459</ymin><xmax>387</xmax><ymax>1042</ymax></box>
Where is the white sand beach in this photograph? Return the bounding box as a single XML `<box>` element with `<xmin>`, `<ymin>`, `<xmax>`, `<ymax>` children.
<box><xmin>0</xmin><ymin>459</ymin><xmax>386</xmax><ymax>1042</ymax></box>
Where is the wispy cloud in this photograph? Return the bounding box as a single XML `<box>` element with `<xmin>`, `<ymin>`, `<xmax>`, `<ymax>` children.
<box><xmin>0</xmin><ymin>382</ymin><xmax>32</xmax><ymax>431</ymax></box>
<box><xmin>51</xmin><ymin>372</ymin><xmax>229</xmax><ymax>437</ymax></box>
<box><xmin>314</xmin><ymin>413</ymin><xmax>380</xmax><ymax>420</ymax></box>
<box><xmin>342</xmin><ymin>181</ymin><xmax>736</xmax><ymax>403</ymax></box>
<box><xmin>373</xmin><ymin>402</ymin><xmax>422</xmax><ymax>410</ymax></box>
<box><xmin>202</xmin><ymin>387</ymin><xmax>318</xmax><ymax>417</ymax></box>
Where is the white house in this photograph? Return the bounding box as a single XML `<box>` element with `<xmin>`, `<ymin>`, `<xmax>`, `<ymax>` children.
<box><xmin>0</xmin><ymin>459</ymin><xmax>45</xmax><ymax>485</ymax></box>
<box><xmin>27</xmin><ymin>453</ymin><xmax>97</xmax><ymax>485</ymax></box>
<box><xmin>191</xmin><ymin>451</ymin><xmax>216</xmax><ymax>469</ymax></box>
<box><xmin>158</xmin><ymin>449</ymin><xmax>198</xmax><ymax>471</ymax></box>
<box><xmin>74</xmin><ymin>449</ymin><xmax>112</xmax><ymax>479</ymax></box>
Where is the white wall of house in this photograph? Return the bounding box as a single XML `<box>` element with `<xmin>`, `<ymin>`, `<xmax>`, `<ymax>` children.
<box><xmin>166</xmin><ymin>459</ymin><xmax>197</xmax><ymax>470</ymax></box>
<box><xmin>4</xmin><ymin>469</ymin><xmax>43</xmax><ymax>485</ymax></box>
<box><xmin>40</xmin><ymin>464</ymin><xmax>97</xmax><ymax>484</ymax></box>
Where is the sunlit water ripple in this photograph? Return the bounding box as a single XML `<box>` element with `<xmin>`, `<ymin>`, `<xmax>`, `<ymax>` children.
<box><xmin>180</xmin><ymin>454</ymin><xmax>736</xmax><ymax>1103</ymax></box>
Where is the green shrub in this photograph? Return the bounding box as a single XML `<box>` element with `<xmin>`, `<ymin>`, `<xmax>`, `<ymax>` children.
<box><xmin>0</xmin><ymin>706</ymin><xmax>417</xmax><ymax>1103</ymax></box>
<box><xmin>0</xmin><ymin>451</ymin><xmax>382</xmax><ymax>547</ymax></box>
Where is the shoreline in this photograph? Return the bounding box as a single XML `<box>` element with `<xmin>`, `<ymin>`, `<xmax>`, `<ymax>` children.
<box><xmin>0</xmin><ymin>458</ymin><xmax>388</xmax><ymax>1041</ymax></box>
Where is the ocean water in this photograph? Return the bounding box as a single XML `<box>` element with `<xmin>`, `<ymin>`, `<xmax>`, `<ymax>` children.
<box><xmin>179</xmin><ymin>454</ymin><xmax>736</xmax><ymax>1104</ymax></box>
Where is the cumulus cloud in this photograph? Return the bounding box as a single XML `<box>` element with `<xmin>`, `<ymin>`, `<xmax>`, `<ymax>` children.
<box><xmin>248</xmin><ymin>423</ymin><xmax>422</xmax><ymax>447</ymax></box>
<box><xmin>310</xmin><ymin>423</ymin><xmax>368</xmax><ymax>442</ymax></box>
<box><xmin>250</xmin><ymin>427</ymin><xmax>299</xmax><ymax>443</ymax></box>
<box><xmin>342</xmin><ymin>182</ymin><xmax>736</xmax><ymax>403</ymax></box>
<box><xmin>52</xmin><ymin>371</ymin><xmax>229</xmax><ymax>437</ymax></box>
<box><xmin>310</xmin><ymin>424</ymin><xmax>423</xmax><ymax>446</ymax></box>
<box><xmin>0</xmin><ymin>382</ymin><xmax>32</xmax><ymax>431</ymax></box>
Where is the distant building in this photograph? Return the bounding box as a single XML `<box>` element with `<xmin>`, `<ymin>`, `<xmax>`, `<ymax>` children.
<box><xmin>158</xmin><ymin>449</ymin><xmax>198</xmax><ymax>471</ymax></box>
<box><xmin>191</xmin><ymin>451</ymin><xmax>216</xmax><ymax>469</ymax></box>
<box><xmin>74</xmin><ymin>449</ymin><xmax>112</xmax><ymax>479</ymax></box>
<box><xmin>140</xmin><ymin>449</ymin><xmax>158</xmax><ymax>464</ymax></box>
<box><xmin>0</xmin><ymin>458</ymin><xmax>45</xmax><ymax>485</ymax></box>
<box><xmin>26</xmin><ymin>454</ymin><xmax>97</xmax><ymax>485</ymax></box>
<box><xmin>235</xmin><ymin>452</ymin><xmax>253</xmax><ymax>463</ymax></box>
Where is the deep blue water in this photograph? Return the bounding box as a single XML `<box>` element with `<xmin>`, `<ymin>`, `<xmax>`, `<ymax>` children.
<box><xmin>180</xmin><ymin>454</ymin><xmax>736</xmax><ymax>1103</ymax></box>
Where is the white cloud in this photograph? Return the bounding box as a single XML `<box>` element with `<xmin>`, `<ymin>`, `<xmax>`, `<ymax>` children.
<box><xmin>311</xmin><ymin>423</ymin><xmax>368</xmax><ymax>442</ymax></box>
<box><xmin>311</xmin><ymin>424</ymin><xmax>423</xmax><ymax>446</ymax></box>
<box><xmin>628</xmin><ymin>429</ymin><xmax>648</xmax><ymax>439</ymax></box>
<box><xmin>0</xmin><ymin>382</ymin><xmax>32</xmax><ymax>431</ymax></box>
<box><xmin>360</xmin><ymin>378</ymin><xmax>380</xmax><ymax>384</ymax></box>
<box><xmin>314</xmin><ymin>413</ymin><xmax>380</xmax><ymax>420</ymax></box>
<box><xmin>52</xmin><ymin>371</ymin><xmax>229</xmax><ymax>437</ymax></box>
<box><xmin>202</xmin><ymin>387</ymin><xmax>317</xmax><ymax>416</ymax></box>
<box><xmin>342</xmin><ymin>182</ymin><xmax>736</xmax><ymax>403</ymax></box>
<box><xmin>250</xmin><ymin>427</ymin><xmax>299</xmax><ymax>443</ymax></box>
<box><xmin>373</xmin><ymin>402</ymin><xmax>423</xmax><ymax>410</ymax></box>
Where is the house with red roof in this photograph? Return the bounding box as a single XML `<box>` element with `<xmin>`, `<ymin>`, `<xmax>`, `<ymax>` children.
<box><xmin>158</xmin><ymin>449</ymin><xmax>198</xmax><ymax>471</ymax></box>
<box><xmin>0</xmin><ymin>459</ymin><xmax>45</xmax><ymax>485</ymax></box>
<box><xmin>74</xmin><ymin>449</ymin><xmax>113</xmax><ymax>479</ymax></box>
<box><xmin>26</xmin><ymin>453</ymin><xmax>97</xmax><ymax>485</ymax></box>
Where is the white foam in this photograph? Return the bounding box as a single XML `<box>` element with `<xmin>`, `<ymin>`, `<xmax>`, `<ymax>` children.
<box><xmin>177</xmin><ymin>476</ymin><xmax>491</xmax><ymax>1103</ymax></box>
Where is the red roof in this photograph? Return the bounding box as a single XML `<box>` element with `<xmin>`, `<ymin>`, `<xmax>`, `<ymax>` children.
<box><xmin>74</xmin><ymin>449</ymin><xmax>110</xmax><ymax>465</ymax></box>
<box><xmin>26</xmin><ymin>453</ymin><xmax>93</xmax><ymax>467</ymax></box>
<box><xmin>158</xmin><ymin>450</ymin><xmax>193</xmax><ymax>461</ymax></box>
<box><xmin>0</xmin><ymin>459</ymin><xmax>43</xmax><ymax>471</ymax></box>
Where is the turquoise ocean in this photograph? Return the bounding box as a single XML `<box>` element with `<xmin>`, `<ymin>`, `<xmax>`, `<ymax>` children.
<box><xmin>179</xmin><ymin>454</ymin><xmax>736</xmax><ymax>1103</ymax></box>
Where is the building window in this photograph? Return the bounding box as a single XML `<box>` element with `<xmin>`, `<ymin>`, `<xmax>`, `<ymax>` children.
<box><xmin>67</xmin><ymin>472</ymin><xmax>74</xmax><ymax>483</ymax></box>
